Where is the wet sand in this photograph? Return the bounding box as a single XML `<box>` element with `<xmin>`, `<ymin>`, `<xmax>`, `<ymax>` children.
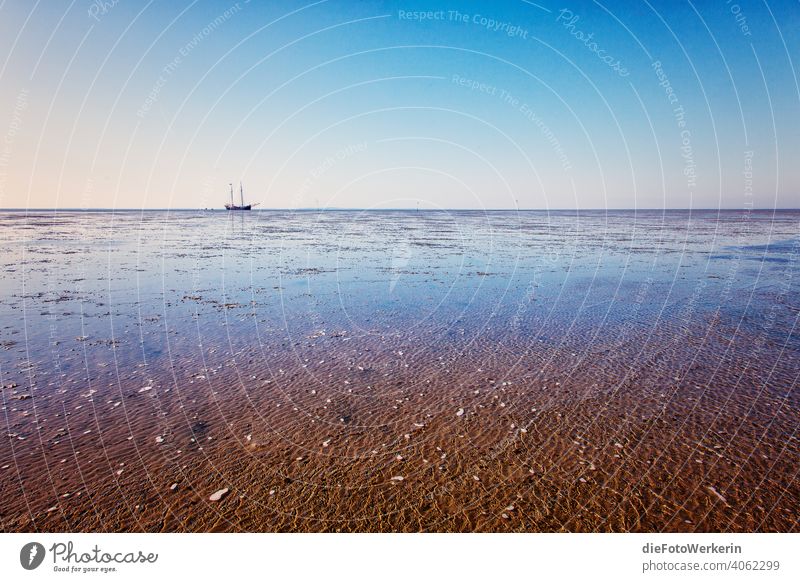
<box><xmin>1</xmin><ymin>209</ymin><xmax>798</xmax><ymax>532</ymax></box>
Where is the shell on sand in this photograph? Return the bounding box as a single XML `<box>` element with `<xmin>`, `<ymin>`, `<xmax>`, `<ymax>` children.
<box><xmin>209</xmin><ymin>488</ymin><xmax>229</xmax><ymax>501</ymax></box>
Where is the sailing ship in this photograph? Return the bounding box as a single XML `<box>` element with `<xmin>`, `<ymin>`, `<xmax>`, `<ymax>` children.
<box><xmin>225</xmin><ymin>182</ymin><xmax>258</xmax><ymax>210</ymax></box>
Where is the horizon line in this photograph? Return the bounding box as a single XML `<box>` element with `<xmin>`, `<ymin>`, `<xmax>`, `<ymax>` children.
<box><xmin>1</xmin><ymin>207</ymin><xmax>799</xmax><ymax>212</ymax></box>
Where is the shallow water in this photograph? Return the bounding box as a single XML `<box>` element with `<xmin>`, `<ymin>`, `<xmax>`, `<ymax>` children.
<box><xmin>1</xmin><ymin>209</ymin><xmax>798</xmax><ymax>532</ymax></box>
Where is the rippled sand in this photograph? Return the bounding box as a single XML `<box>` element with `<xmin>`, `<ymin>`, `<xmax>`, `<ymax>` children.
<box><xmin>0</xmin><ymin>209</ymin><xmax>798</xmax><ymax>532</ymax></box>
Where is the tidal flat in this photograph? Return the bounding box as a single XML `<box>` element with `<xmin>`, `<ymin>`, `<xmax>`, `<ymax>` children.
<box><xmin>0</xmin><ymin>209</ymin><xmax>798</xmax><ymax>532</ymax></box>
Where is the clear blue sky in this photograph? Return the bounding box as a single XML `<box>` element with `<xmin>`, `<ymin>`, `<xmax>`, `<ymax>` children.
<box><xmin>0</xmin><ymin>0</ymin><xmax>798</xmax><ymax>209</ymax></box>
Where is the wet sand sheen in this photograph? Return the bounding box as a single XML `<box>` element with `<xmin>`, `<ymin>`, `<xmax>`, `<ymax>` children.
<box><xmin>0</xmin><ymin>210</ymin><xmax>798</xmax><ymax>532</ymax></box>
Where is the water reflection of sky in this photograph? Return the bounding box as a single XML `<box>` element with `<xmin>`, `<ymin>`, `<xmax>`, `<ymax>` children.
<box><xmin>1</xmin><ymin>210</ymin><xmax>798</xmax><ymax>374</ymax></box>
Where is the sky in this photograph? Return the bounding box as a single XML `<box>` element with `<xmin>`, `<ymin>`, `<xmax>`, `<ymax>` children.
<box><xmin>0</xmin><ymin>0</ymin><xmax>798</xmax><ymax>210</ymax></box>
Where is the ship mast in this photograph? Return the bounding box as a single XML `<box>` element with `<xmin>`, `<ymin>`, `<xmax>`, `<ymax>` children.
<box><xmin>229</xmin><ymin>183</ymin><xmax>233</xmax><ymax>207</ymax></box>
<box><xmin>240</xmin><ymin>182</ymin><xmax>244</xmax><ymax>207</ymax></box>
